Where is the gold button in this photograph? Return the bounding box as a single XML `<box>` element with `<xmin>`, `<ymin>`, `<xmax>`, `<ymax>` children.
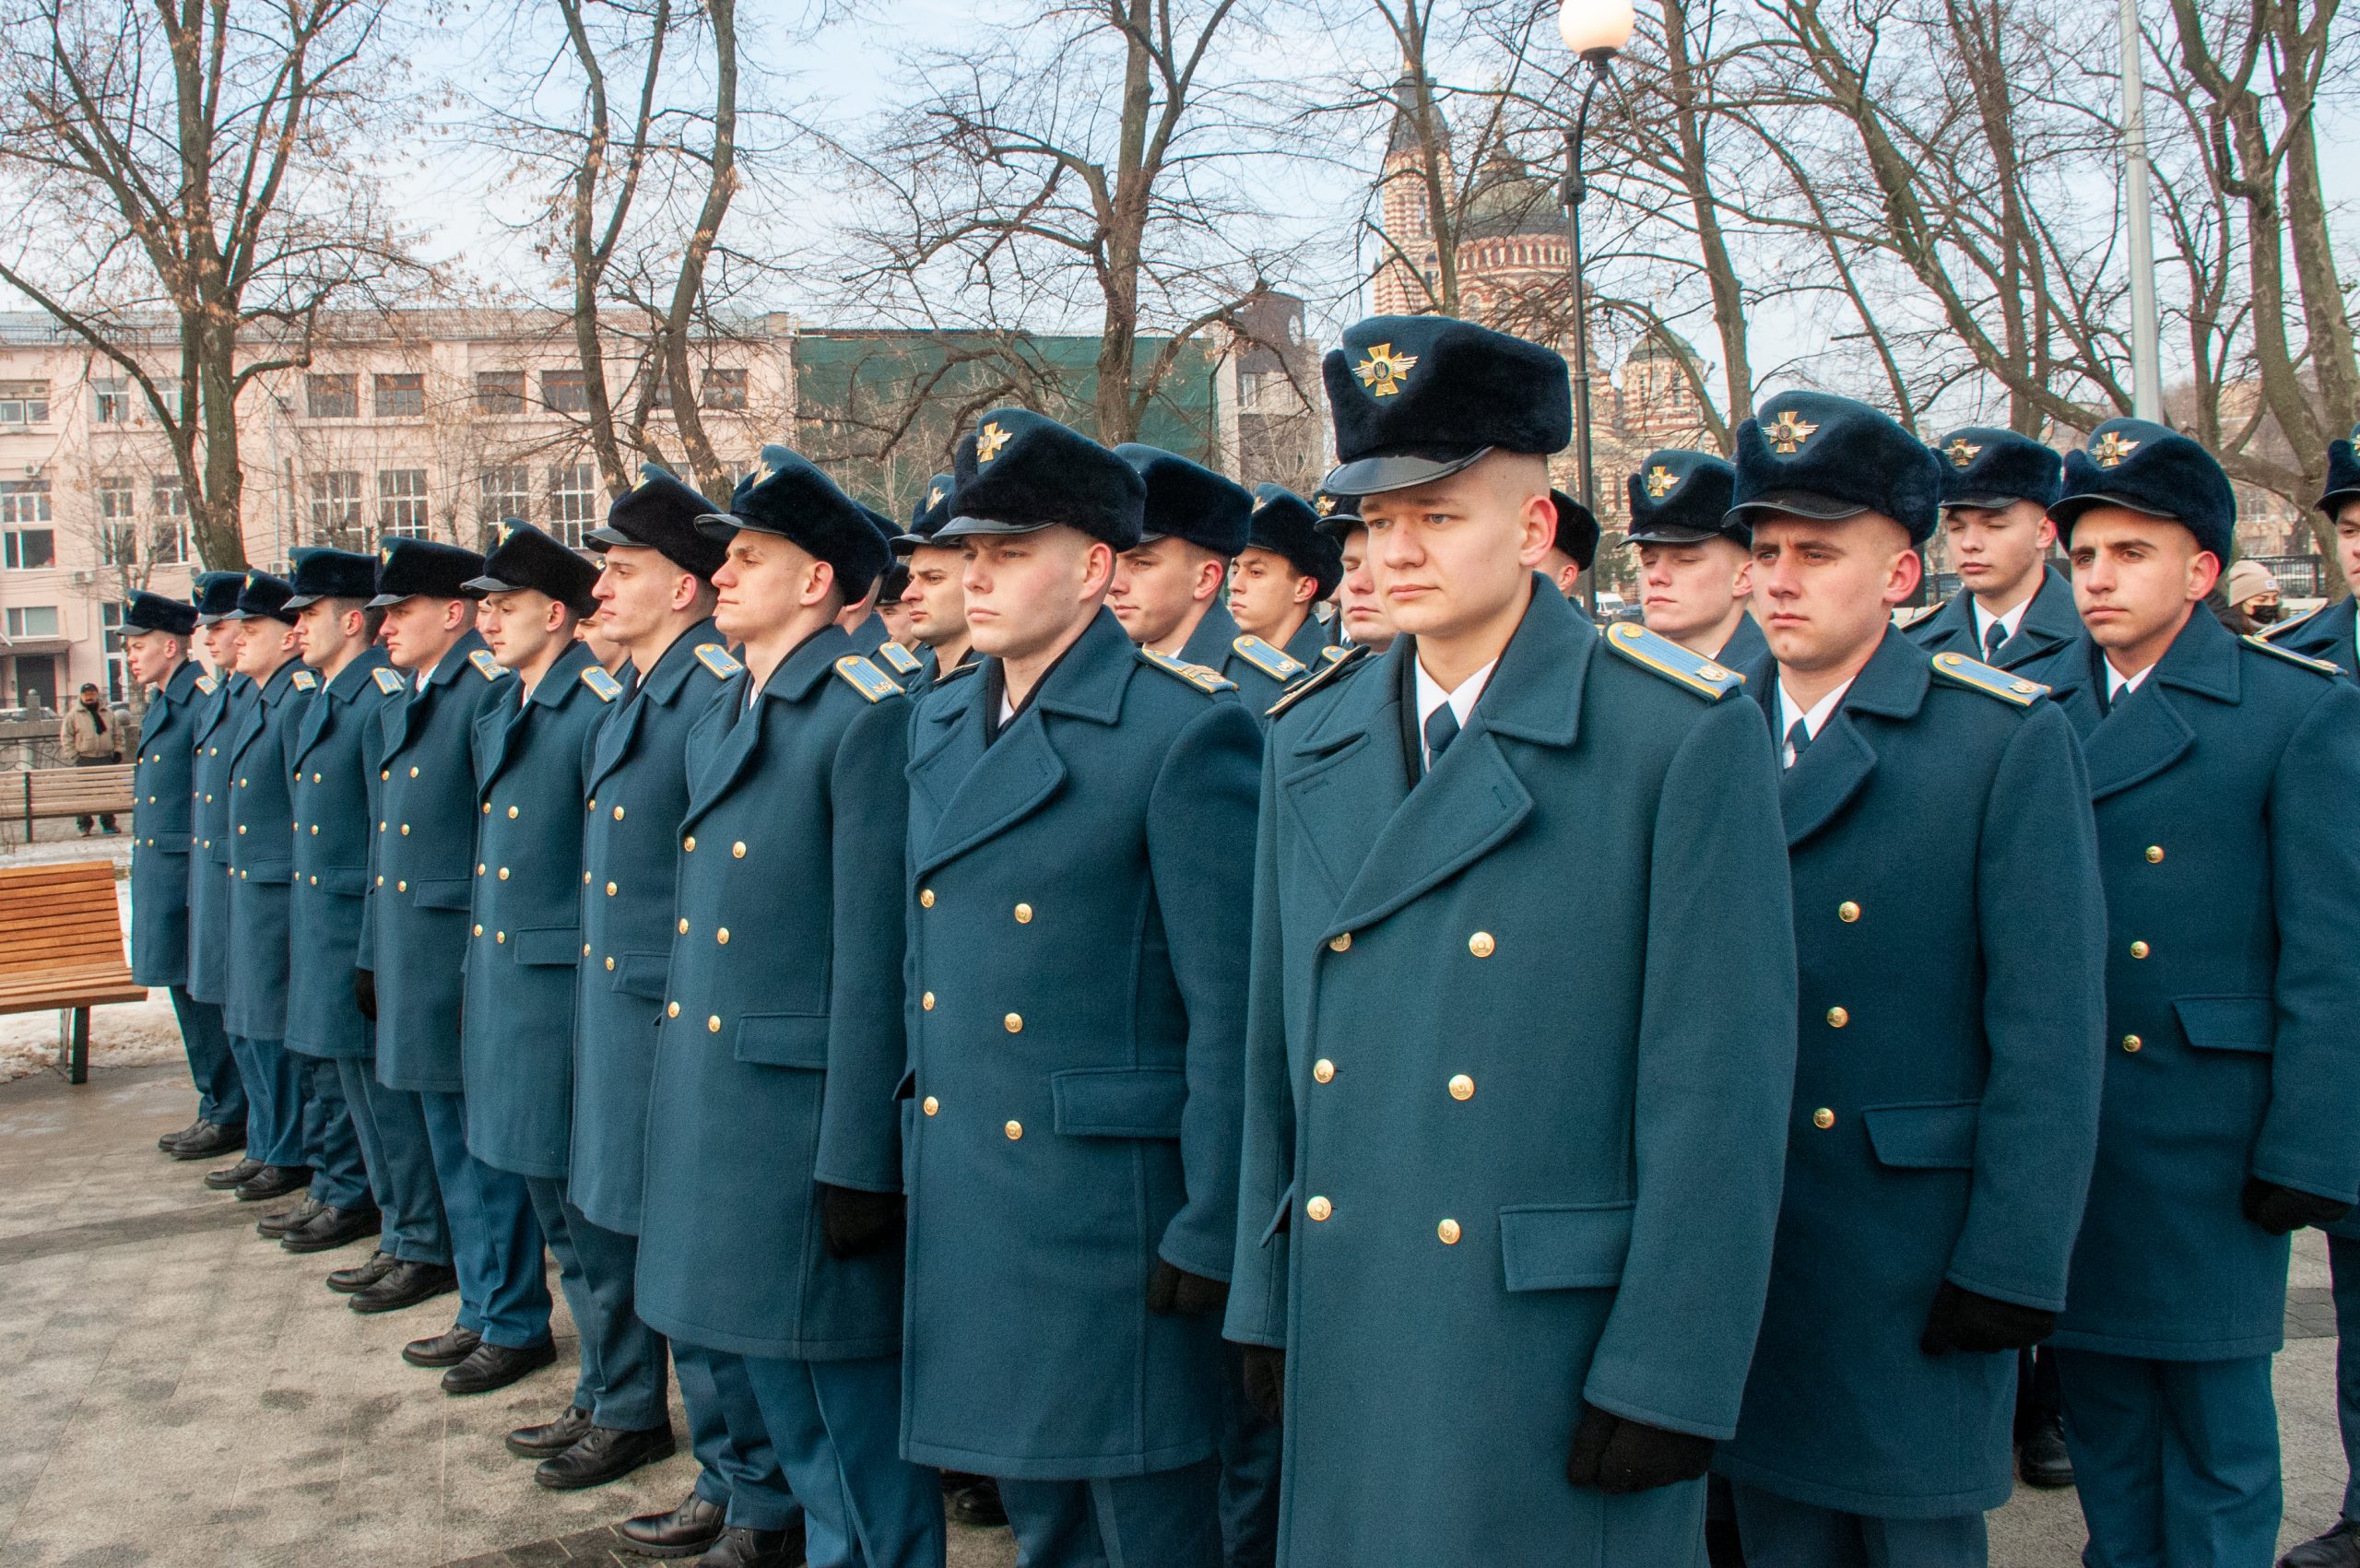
<box><xmin>2122</xmin><ymin>1033</ymin><xmax>2142</xmax><ymax>1053</ymax></box>
<box><xmin>922</xmin><ymin>992</ymin><xmax>936</xmax><ymax>1010</ymax></box>
<box><xmin>919</xmin><ymin>887</ymin><xmax>935</xmax><ymax>908</ymax></box>
<box><xmin>2144</xmin><ymin>845</ymin><xmax>2164</xmax><ymax>864</ymax></box>
<box><xmin>584</xmin><ymin>871</ymin><xmax>592</xmax><ymax>883</ymax></box>
<box><xmin>478</xmin><ymin>863</ymin><xmax>486</xmax><ymax>875</ymax></box>
<box><xmin>237</xmin><ymin>825</ymin><xmax>245</xmax><ymax>834</ymax></box>
<box><xmin>497</xmin><ymin>867</ymin><xmax>509</xmax><ymax>880</ymax></box>
<box><xmin>380</xmin><ymin>769</ymin><xmax>389</xmax><ymax>780</ymax></box>
<box><xmin>507</xmin><ymin>806</ymin><xmax>519</xmax><ymax>819</ymax></box>
<box><xmin>612</xmin><ymin>806</ymin><xmax>624</xmax><ymax>820</ymax></box>
<box><xmin>400</xmin><ymin>823</ymin><xmax>410</xmax><ymax>835</ymax></box>
<box><xmin>310</xmin><ymin>825</ymin><xmax>318</xmax><ymax>835</ymax></box>
<box><xmin>1328</xmin><ymin>932</ymin><xmax>1351</xmax><ymax>952</ymax></box>
<box><xmin>311</xmin><ymin>772</ymin><xmax>321</xmax><ymax>784</ymax></box>
<box><xmin>1014</xmin><ymin>902</ymin><xmax>1032</xmax><ymax>924</ymax></box>
<box><xmin>716</xmin><ymin>928</ymin><xmax>729</xmax><ymax>945</ymax></box>
<box><xmin>1447</xmin><ymin>1073</ymin><xmax>1474</xmax><ymax>1101</ymax></box>
<box><xmin>496</xmin><ymin>931</ymin><xmax>506</xmax><ymax>944</ymax></box>
<box><xmin>732</xmin><ymin>842</ymin><xmax>746</xmax><ymax>858</ymax></box>
<box><xmin>684</xmin><ymin>836</ymin><xmax>696</xmax><ymax>853</ymax></box>
<box><xmin>239</xmin><ymin>777</ymin><xmax>247</xmax><ymax>787</ymax></box>
<box><xmin>1437</xmin><ymin>1218</ymin><xmax>1461</xmax><ymax>1245</ymax></box>
<box><xmin>708</xmin><ymin>1015</ymin><xmax>722</xmax><ymax>1032</ymax></box>
<box><xmin>396</xmin><ymin>880</ymin><xmax>406</xmax><ymax>891</ymax></box>
<box><xmin>588</xmin><ymin>799</ymin><xmax>596</xmax><ymax>812</ymax></box>
<box><xmin>1812</xmin><ymin>1107</ymin><xmax>1835</xmax><ymax>1129</ymax></box>
<box><xmin>1306</xmin><ymin>1196</ymin><xmax>1332</xmax><ymax>1222</ymax></box>
<box><xmin>378</xmin><ymin>820</ymin><xmax>385</xmax><ymax>831</ymax></box>
<box><xmin>1838</xmin><ymin>901</ymin><xmax>1860</xmax><ymax>923</ymax></box>
<box><xmin>667</xmin><ymin>1002</ymin><xmax>679</xmax><ymax>1018</ymax></box>
<box><xmin>473</xmin><ymin>925</ymin><xmax>482</xmax><ymax>936</ymax></box>
<box><xmin>605</xmin><ymin>957</ymin><xmax>614</xmax><ymax>970</ymax></box>
<box><xmin>1468</xmin><ymin>931</ymin><xmax>1494</xmax><ymax>958</ymax></box>
<box><xmin>376</xmin><ymin>875</ymin><xmax>384</xmax><ymax>886</ymax></box>
<box><xmin>606</xmin><ymin>881</ymin><xmax>618</xmax><ymax>896</ymax></box>
<box><xmin>1313</xmin><ymin>1058</ymin><xmax>1334</xmax><ymax>1083</ymax></box>
<box><xmin>409</xmin><ymin>766</ymin><xmax>419</xmax><ymax>777</ymax></box>
<box><xmin>1005</xmin><ymin>1120</ymin><xmax>1023</xmax><ymax>1140</ymax></box>
<box><xmin>923</xmin><ymin>1096</ymin><xmax>939</xmax><ymax>1116</ymax></box>
<box><xmin>1826</xmin><ymin>1006</ymin><xmax>1849</xmax><ymax>1028</ymax></box>
<box><xmin>1004</xmin><ymin>1013</ymin><xmax>1023</xmax><ymax>1033</ymax></box>
<box><xmin>2130</xmin><ymin>940</ymin><xmax>2150</xmax><ymax>960</ymax></box>
<box><xmin>480</xmin><ymin>802</ymin><xmax>490</xmax><ymax>814</ymax></box>
<box><xmin>678</xmin><ymin>918</ymin><xmax>689</xmax><ymax>934</ymax></box>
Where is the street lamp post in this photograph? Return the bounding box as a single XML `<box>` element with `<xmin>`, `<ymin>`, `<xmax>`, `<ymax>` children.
<box><xmin>1559</xmin><ymin>0</ymin><xmax>1633</xmax><ymax>615</ymax></box>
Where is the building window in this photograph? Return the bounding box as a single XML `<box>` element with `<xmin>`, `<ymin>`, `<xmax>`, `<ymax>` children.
<box><xmin>96</xmin><ymin>476</ymin><xmax>136</xmax><ymax>566</ymax></box>
<box><xmin>91</xmin><ymin>379</ymin><xmax>130</xmax><ymax>425</ymax></box>
<box><xmin>378</xmin><ymin>468</ymin><xmax>431</xmax><ymax>539</ymax></box>
<box><xmin>308</xmin><ymin>470</ymin><xmax>366</xmax><ymax>549</ymax></box>
<box><xmin>306</xmin><ymin>373</ymin><xmax>358</xmax><ymax>419</ymax></box>
<box><xmin>479</xmin><ymin>466</ymin><xmax>530</xmax><ymax>526</ymax></box>
<box><xmin>1</xmin><ymin>480</ymin><xmax>53</xmax><ymax>569</ymax></box>
<box><xmin>374</xmin><ymin>372</ymin><xmax>426</xmax><ymax>419</ymax></box>
<box><xmin>476</xmin><ymin>371</ymin><xmax>525</xmax><ymax>415</ymax></box>
<box><xmin>542</xmin><ymin>370</ymin><xmax>589</xmax><ymax>414</ymax></box>
<box><xmin>547</xmin><ymin>462</ymin><xmax>598</xmax><ymax>548</ymax></box>
<box><xmin>8</xmin><ymin>606</ymin><xmax>60</xmax><ymax>638</ymax></box>
<box><xmin>156</xmin><ymin>383</ymin><xmax>183</xmax><ymax>421</ymax></box>
<box><xmin>149</xmin><ymin>477</ymin><xmax>189</xmax><ymax>564</ymax></box>
<box><xmin>0</xmin><ymin>382</ymin><xmax>50</xmax><ymax>425</ymax></box>
<box><xmin>700</xmin><ymin>368</ymin><xmax>749</xmax><ymax>410</ymax></box>
<box><xmin>100</xmin><ymin>603</ymin><xmax>125</xmax><ymax>702</ymax></box>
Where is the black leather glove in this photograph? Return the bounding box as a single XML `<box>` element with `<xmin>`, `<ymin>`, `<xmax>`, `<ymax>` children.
<box><xmin>819</xmin><ymin>1184</ymin><xmax>905</xmax><ymax>1259</ymax></box>
<box><xmin>1147</xmin><ymin>1260</ymin><xmax>1230</xmax><ymax>1316</ymax></box>
<box><xmin>1919</xmin><ymin>1280</ymin><xmax>2056</xmax><ymax>1355</ymax></box>
<box><xmin>352</xmin><ymin>967</ymin><xmax>376</xmax><ymax>1022</ymax></box>
<box><xmin>1240</xmin><ymin>1344</ymin><xmax>1285</xmax><ymax>1423</ymax></box>
<box><xmin>1564</xmin><ymin>1402</ymin><xmax>1715</xmax><ymax>1494</ymax></box>
<box><xmin>2241</xmin><ymin>1176</ymin><xmax>2352</xmax><ymax>1236</ymax></box>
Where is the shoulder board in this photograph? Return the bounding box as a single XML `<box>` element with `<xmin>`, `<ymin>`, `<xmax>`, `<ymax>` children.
<box><xmin>2259</xmin><ymin>606</ymin><xmax>2320</xmax><ymax>643</ymax></box>
<box><xmin>1602</xmin><ymin>621</ymin><xmax>1746</xmax><ymax>700</ymax></box>
<box><xmin>832</xmin><ymin>654</ymin><xmax>900</xmax><ymax>702</ymax></box>
<box><xmin>876</xmin><ymin>640</ymin><xmax>922</xmax><ymax>675</ymax></box>
<box><xmin>1895</xmin><ymin>601</ymin><xmax>1944</xmax><ymax>631</ymax></box>
<box><xmin>580</xmin><ymin>666</ymin><xmax>624</xmax><ymax>702</ymax></box>
<box><xmin>1268</xmin><ymin>643</ymin><xmax>1374</xmax><ymax>721</ymax></box>
<box><xmin>289</xmin><ymin>669</ymin><xmax>318</xmax><ymax>691</ymax></box>
<box><xmin>195</xmin><ymin>675</ymin><xmax>218</xmax><ymax>695</ymax></box>
<box><xmin>1929</xmin><ymin>650</ymin><xmax>2047</xmax><ymax>705</ymax></box>
<box><xmin>467</xmin><ymin>648</ymin><xmax>502</xmax><ymax>681</ymax></box>
<box><xmin>2244</xmin><ymin>633</ymin><xmax>2341</xmax><ymax>677</ymax></box>
<box><xmin>372</xmin><ymin>666</ymin><xmax>406</xmax><ymax>695</ymax></box>
<box><xmin>1139</xmin><ymin>645</ymin><xmax>1237</xmax><ymax>694</ymax></box>
<box><xmin>1319</xmin><ymin>644</ymin><xmax>1349</xmax><ymax>666</ymax></box>
<box><xmin>1232</xmin><ymin>634</ymin><xmax>1306</xmax><ymax>682</ymax></box>
<box><xmin>694</xmin><ymin>643</ymin><xmax>743</xmax><ymax>679</ymax></box>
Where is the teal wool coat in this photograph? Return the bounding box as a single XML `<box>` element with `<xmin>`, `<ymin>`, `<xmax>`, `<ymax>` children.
<box><xmin>1904</xmin><ymin>565</ymin><xmax>2083</xmax><ymax>683</ymax></box>
<box><xmin>1715</xmin><ymin>631</ymin><xmax>2106</xmax><ymax>1518</ymax></box>
<box><xmin>900</xmin><ymin>608</ymin><xmax>1262</xmax><ymax>1480</ymax></box>
<box><xmin>185</xmin><ymin>674</ymin><xmax>251</xmax><ymax>1008</ymax></box>
<box><xmin>222</xmin><ymin>661</ymin><xmax>317</xmax><ymax>1043</ymax></box>
<box><xmin>1225</xmin><ymin>584</ymin><xmax>1798</xmax><ymax>1567</ymax></box>
<box><xmin>2263</xmin><ymin>595</ymin><xmax>2358</xmax><ymax>678</ymax></box>
<box><xmin>129</xmin><ymin>661</ymin><xmax>206</xmax><ymax>987</ymax></box>
<box><xmin>634</xmin><ymin>628</ymin><xmax>911</xmax><ymax>1361</ymax></box>
<box><xmin>285</xmin><ymin>650</ymin><xmax>401</xmax><ymax>1060</ymax></box>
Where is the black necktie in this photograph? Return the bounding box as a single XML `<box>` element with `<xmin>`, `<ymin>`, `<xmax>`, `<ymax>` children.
<box><xmin>1983</xmin><ymin>619</ymin><xmax>2008</xmax><ymax>662</ymax></box>
<box><xmin>1422</xmin><ymin>702</ymin><xmax>1460</xmax><ymax>772</ymax></box>
<box><xmin>1785</xmin><ymin>718</ymin><xmax>1811</xmax><ymax>769</ymax></box>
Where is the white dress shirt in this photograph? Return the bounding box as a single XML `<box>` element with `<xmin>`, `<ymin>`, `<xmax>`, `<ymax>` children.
<box><xmin>1412</xmin><ymin>656</ymin><xmax>1499</xmax><ymax>770</ymax></box>
<box><xmin>1776</xmin><ymin>678</ymin><xmax>1857</xmax><ymax>768</ymax></box>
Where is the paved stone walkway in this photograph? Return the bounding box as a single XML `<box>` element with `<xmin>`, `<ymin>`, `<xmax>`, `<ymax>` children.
<box><xmin>0</xmin><ymin>1061</ymin><xmax>2346</xmax><ymax>1566</ymax></box>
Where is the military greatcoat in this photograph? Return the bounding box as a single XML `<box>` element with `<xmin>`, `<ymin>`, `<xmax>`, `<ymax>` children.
<box><xmin>129</xmin><ymin>660</ymin><xmax>205</xmax><ymax>987</ymax></box>
<box><xmin>185</xmin><ymin>673</ymin><xmax>250</xmax><ymax>1008</ymax></box>
<box><xmin>285</xmin><ymin>649</ymin><xmax>401</xmax><ymax>1059</ymax></box>
<box><xmin>222</xmin><ymin>660</ymin><xmax>317</xmax><ymax>1043</ymax></box>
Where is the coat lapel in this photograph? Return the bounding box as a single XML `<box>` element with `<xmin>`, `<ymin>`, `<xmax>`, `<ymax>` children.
<box><xmin>2077</xmin><ymin>609</ymin><xmax>2237</xmax><ymax>801</ymax></box>
<box><xmin>685</xmin><ymin>628</ymin><xmax>844</xmax><ymax>825</ymax></box>
<box><xmin>1763</xmin><ymin>627</ymin><xmax>1926</xmax><ymax>848</ymax></box>
<box><xmin>594</xmin><ymin>619</ymin><xmax>719</xmax><ymax>791</ymax></box>
<box><xmin>1997</xmin><ymin>567</ymin><xmax>2080</xmax><ymax>669</ymax></box>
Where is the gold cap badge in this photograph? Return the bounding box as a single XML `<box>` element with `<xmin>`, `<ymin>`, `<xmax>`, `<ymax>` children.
<box><xmin>976</xmin><ymin>421</ymin><xmax>1010</xmax><ymax>463</ymax></box>
<box><xmin>1946</xmin><ymin>438</ymin><xmax>1982</xmax><ymax>469</ymax></box>
<box><xmin>1767</xmin><ymin>410</ymin><xmax>1820</xmax><ymax>455</ymax></box>
<box><xmin>1353</xmin><ymin>343</ymin><xmax>1419</xmax><ymax>397</ymax></box>
<box><xmin>1644</xmin><ymin>465</ymin><xmax>1677</xmax><ymax>499</ymax></box>
<box><xmin>2092</xmin><ymin>430</ymin><xmax>2140</xmax><ymax>468</ymax></box>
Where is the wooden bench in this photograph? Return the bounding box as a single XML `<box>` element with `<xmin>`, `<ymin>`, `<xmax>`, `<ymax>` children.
<box><xmin>0</xmin><ymin>861</ymin><xmax>147</xmax><ymax>1083</ymax></box>
<box><xmin>0</xmin><ymin>765</ymin><xmax>138</xmax><ymax>842</ymax></box>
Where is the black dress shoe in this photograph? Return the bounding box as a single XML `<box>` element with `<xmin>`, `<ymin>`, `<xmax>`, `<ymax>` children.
<box><xmin>256</xmin><ymin>1196</ymin><xmax>323</xmax><ymax>1238</ymax></box>
<box><xmin>615</xmin><ymin>1491</ymin><xmax>727</xmax><ymax>1558</ymax></box>
<box><xmin>327</xmin><ymin>1250</ymin><xmax>397</xmax><ymax>1293</ymax></box>
<box><xmin>950</xmin><ymin>1478</ymin><xmax>1006</xmax><ymax>1527</ymax></box>
<box><xmin>507</xmin><ymin>1405</ymin><xmax>593</xmax><ymax>1458</ymax></box>
<box><xmin>171</xmin><ymin>1122</ymin><xmax>247</xmax><ymax>1161</ymax></box>
<box><xmin>696</xmin><ymin>1526</ymin><xmax>803</xmax><ymax>1568</ymax></box>
<box><xmin>2282</xmin><ymin>1519</ymin><xmax>2360</xmax><ymax>1568</ymax></box>
<box><xmin>2016</xmin><ymin>1413</ymin><xmax>2075</xmax><ymax>1489</ymax></box>
<box><xmin>204</xmin><ymin>1157</ymin><xmax>265</xmax><ymax>1191</ymax></box>
<box><xmin>350</xmin><ymin>1260</ymin><xmax>458</xmax><ymax>1315</ymax></box>
<box><xmin>442</xmin><ymin>1338</ymin><xmax>557</xmax><ymax>1396</ymax></box>
<box><xmin>537</xmin><ymin>1424</ymin><xmax>678</xmax><ymax>1490</ymax></box>
<box><xmin>401</xmin><ymin>1325</ymin><xmax>483</xmax><ymax>1368</ymax></box>
<box><xmin>235</xmin><ymin>1164</ymin><xmax>312</xmax><ymax>1202</ymax></box>
<box><xmin>159</xmin><ymin>1116</ymin><xmax>204</xmax><ymax>1151</ymax></box>
<box><xmin>280</xmin><ymin>1202</ymin><xmax>380</xmax><ymax>1253</ymax></box>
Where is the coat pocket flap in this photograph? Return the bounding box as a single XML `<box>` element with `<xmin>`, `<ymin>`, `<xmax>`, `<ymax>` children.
<box><xmin>2174</xmin><ymin>995</ymin><xmax>2274</xmax><ymax>1053</ymax></box>
<box><xmin>1863</xmin><ymin>1101</ymin><xmax>1981</xmax><ymax>1169</ymax></box>
<box><xmin>511</xmin><ymin>926</ymin><xmax>581</xmax><ymax>968</ymax></box>
<box><xmin>610</xmin><ymin>952</ymin><xmax>669</xmax><ymax>1000</ymax></box>
<box><xmin>412</xmin><ymin>877</ymin><xmax>471</xmax><ymax>911</ymax></box>
<box><xmin>1498</xmin><ymin>1202</ymin><xmax>1634</xmax><ymax>1291</ymax></box>
<box><xmin>732</xmin><ymin>1013</ymin><xmax>830</xmax><ymax>1069</ymax></box>
<box><xmin>320</xmin><ymin>867</ymin><xmax>369</xmax><ymax>897</ymax></box>
<box><xmin>240</xmin><ymin>859</ymin><xmax>293</xmax><ymax>885</ymax></box>
<box><xmin>1259</xmin><ymin>1182</ymin><xmax>1295</xmax><ymax>1247</ymax></box>
<box><xmin>1050</xmin><ymin>1067</ymin><xmax>1188</xmax><ymax>1138</ymax></box>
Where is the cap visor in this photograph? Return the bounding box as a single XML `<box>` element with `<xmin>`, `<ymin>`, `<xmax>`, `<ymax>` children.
<box><xmin>582</xmin><ymin>525</ymin><xmax>635</xmax><ymax>550</ymax></box>
<box><xmin>1728</xmin><ymin>489</ymin><xmax>1870</xmax><ymax>524</ymax></box>
<box><xmin>1322</xmin><ymin>446</ymin><xmax>1492</xmax><ymax>497</ymax></box>
<box><xmin>364</xmin><ymin>592</ymin><xmax>409</xmax><ymax>609</ymax></box>
<box><xmin>195</xmin><ymin>611</ymin><xmax>231</xmax><ymax>626</ymax></box>
<box><xmin>2051</xmin><ymin>490</ymin><xmax>2180</xmax><ymax>528</ymax></box>
<box><xmin>933</xmin><ymin>514</ymin><xmax>1056</xmax><ymax>540</ymax></box>
<box><xmin>890</xmin><ymin>531</ymin><xmax>929</xmax><ymax>557</ymax></box>
<box><xmin>692</xmin><ymin>512</ymin><xmax>745</xmax><ymax>543</ymax></box>
<box><xmin>1314</xmin><ymin>514</ymin><xmax>1363</xmax><ymax>538</ymax></box>
<box><xmin>460</xmin><ymin>574</ymin><xmax>521</xmax><ymax>597</ymax></box>
<box><xmin>1622</xmin><ymin>525</ymin><xmax>1722</xmax><ymax>547</ymax></box>
<box><xmin>2317</xmin><ymin>486</ymin><xmax>2360</xmax><ymax>517</ymax></box>
<box><xmin>279</xmin><ymin>592</ymin><xmax>324</xmax><ymax>610</ymax></box>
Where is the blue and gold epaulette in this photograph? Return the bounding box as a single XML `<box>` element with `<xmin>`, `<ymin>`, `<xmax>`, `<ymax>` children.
<box><xmin>832</xmin><ymin>654</ymin><xmax>900</xmax><ymax>702</ymax></box>
<box><xmin>372</xmin><ymin>666</ymin><xmax>405</xmax><ymax>695</ymax></box>
<box><xmin>1929</xmin><ymin>650</ymin><xmax>2047</xmax><ymax>704</ymax></box>
<box><xmin>195</xmin><ymin>675</ymin><xmax>218</xmax><ymax>695</ymax></box>
<box><xmin>581</xmin><ymin>666</ymin><xmax>624</xmax><ymax>702</ymax></box>
<box><xmin>2260</xmin><ymin>606</ymin><xmax>2320</xmax><ymax>643</ymax></box>
<box><xmin>934</xmin><ymin>655</ymin><xmax>981</xmax><ymax>686</ymax></box>
<box><xmin>2244</xmin><ymin>633</ymin><xmax>2341</xmax><ymax>677</ymax></box>
<box><xmin>876</xmin><ymin>640</ymin><xmax>922</xmax><ymax>676</ymax></box>
<box><xmin>1895</xmin><ymin>601</ymin><xmax>1944</xmax><ymax>631</ymax></box>
<box><xmin>694</xmin><ymin>643</ymin><xmax>743</xmax><ymax>680</ymax></box>
<box><xmin>1268</xmin><ymin>643</ymin><xmax>1374</xmax><ymax>721</ymax></box>
<box><xmin>1139</xmin><ymin>646</ymin><xmax>1237</xmax><ymax>694</ymax></box>
<box><xmin>1603</xmin><ymin>621</ymin><xmax>1745</xmax><ymax>700</ymax></box>
<box><xmin>289</xmin><ymin>669</ymin><xmax>318</xmax><ymax>691</ymax></box>
<box><xmin>1232</xmin><ymin>634</ymin><xmax>1307</xmax><ymax>683</ymax></box>
<box><xmin>1319</xmin><ymin>644</ymin><xmax>1350</xmax><ymax>666</ymax></box>
<box><xmin>467</xmin><ymin>649</ymin><xmax>502</xmax><ymax>681</ymax></box>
